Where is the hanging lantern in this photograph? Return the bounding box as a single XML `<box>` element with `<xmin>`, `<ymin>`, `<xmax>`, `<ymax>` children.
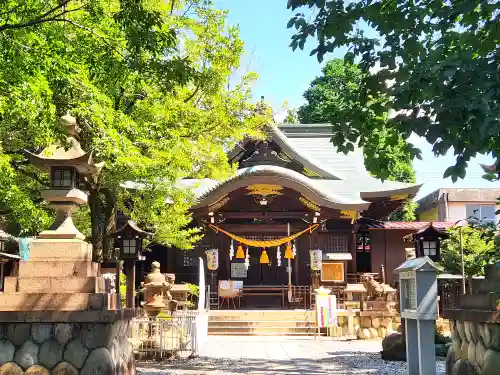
<box><xmin>309</xmin><ymin>249</ymin><xmax>322</xmax><ymax>271</ymax></box>
<box><xmin>284</xmin><ymin>244</ymin><xmax>294</xmax><ymax>259</ymax></box>
<box><xmin>229</xmin><ymin>239</ymin><xmax>234</xmax><ymax>261</ymax></box>
<box><xmin>276</xmin><ymin>245</ymin><xmax>281</xmax><ymax>267</ymax></box>
<box><xmin>260</xmin><ymin>248</ymin><xmax>269</xmax><ymax>264</ymax></box>
<box><xmin>235</xmin><ymin>245</ymin><xmax>245</xmax><ymax>259</ymax></box>
<box><xmin>205</xmin><ymin>249</ymin><xmax>219</xmax><ymax>271</ymax></box>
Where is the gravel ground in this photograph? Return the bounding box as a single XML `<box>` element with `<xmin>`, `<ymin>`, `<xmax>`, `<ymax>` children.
<box><xmin>137</xmin><ymin>336</ymin><xmax>446</xmax><ymax>374</ymax></box>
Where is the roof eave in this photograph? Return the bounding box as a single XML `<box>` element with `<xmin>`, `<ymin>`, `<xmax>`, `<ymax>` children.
<box><xmin>360</xmin><ymin>183</ymin><xmax>423</xmax><ymax>200</ymax></box>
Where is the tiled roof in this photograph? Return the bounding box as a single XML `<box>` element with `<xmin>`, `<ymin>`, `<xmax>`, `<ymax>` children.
<box><xmin>365</xmin><ymin>221</ymin><xmax>454</xmax><ymax>231</ymax></box>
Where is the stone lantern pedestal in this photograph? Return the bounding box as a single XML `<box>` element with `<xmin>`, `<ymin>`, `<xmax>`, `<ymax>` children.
<box><xmin>0</xmin><ymin>113</ymin><xmax>138</xmax><ymax>375</ymax></box>
<box><xmin>443</xmin><ymin>262</ymin><xmax>500</xmax><ymax>375</ymax></box>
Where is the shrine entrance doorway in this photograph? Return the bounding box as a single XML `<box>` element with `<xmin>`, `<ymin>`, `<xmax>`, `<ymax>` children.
<box><xmin>243</xmin><ymin>234</ymin><xmax>289</xmax><ymax>286</ymax></box>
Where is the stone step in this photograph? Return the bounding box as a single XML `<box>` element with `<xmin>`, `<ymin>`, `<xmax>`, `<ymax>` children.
<box><xmin>208</xmin><ymin>311</ymin><xmax>315</xmax><ymax>321</ymax></box>
<box><xmin>28</xmin><ymin>239</ymin><xmax>92</xmax><ymax>261</ymax></box>
<box><xmin>0</xmin><ymin>293</ymin><xmax>112</xmax><ymax>311</ymax></box>
<box><xmin>209</xmin><ymin>326</ymin><xmax>318</xmax><ymax>333</ymax></box>
<box><xmin>208</xmin><ymin>331</ymin><xmax>324</xmax><ymax>336</ymax></box>
<box><xmin>18</xmin><ymin>261</ymin><xmax>99</xmax><ymax>277</ymax></box>
<box><xmin>4</xmin><ymin>276</ymin><xmax>105</xmax><ymax>293</ymax></box>
<box><xmin>209</xmin><ymin>320</ymin><xmax>315</xmax><ymax>328</ymax></box>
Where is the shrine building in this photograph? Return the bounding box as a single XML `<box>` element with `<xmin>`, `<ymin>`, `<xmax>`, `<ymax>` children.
<box><xmin>142</xmin><ymin>123</ymin><xmax>426</xmax><ymax>303</ymax></box>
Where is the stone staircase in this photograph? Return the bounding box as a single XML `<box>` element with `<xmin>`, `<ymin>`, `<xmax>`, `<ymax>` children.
<box><xmin>208</xmin><ymin>310</ymin><xmax>319</xmax><ymax>336</ymax></box>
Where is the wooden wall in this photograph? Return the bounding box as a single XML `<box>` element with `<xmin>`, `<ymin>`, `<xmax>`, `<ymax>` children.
<box><xmin>369</xmin><ymin>229</ymin><xmax>412</xmax><ymax>285</ymax></box>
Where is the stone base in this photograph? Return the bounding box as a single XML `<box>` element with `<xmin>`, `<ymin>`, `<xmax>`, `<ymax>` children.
<box><xmin>446</xmin><ymin>319</ymin><xmax>500</xmax><ymax>375</ymax></box>
<box><xmin>0</xmin><ymin>239</ymin><xmax>112</xmax><ymax>312</ymax></box>
<box><xmin>0</xmin><ymin>310</ymin><xmax>138</xmax><ymax>375</ymax></box>
<box><xmin>0</xmin><ymin>293</ymin><xmax>115</xmax><ymax>311</ymax></box>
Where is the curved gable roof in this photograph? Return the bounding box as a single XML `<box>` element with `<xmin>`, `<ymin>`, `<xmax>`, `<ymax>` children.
<box><xmin>191</xmin><ymin>165</ymin><xmax>370</xmax><ymax>211</ymax></box>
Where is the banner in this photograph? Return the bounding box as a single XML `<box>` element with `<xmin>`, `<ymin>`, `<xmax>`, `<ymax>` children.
<box><xmin>198</xmin><ymin>257</ymin><xmax>205</xmax><ymax>311</ymax></box>
<box><xmin>309</xmin><ymin>249</ymin><xmax>322</xmax><ymax>271</ymax></box>
<box><xmin>315</xmin><ymin>293</ymin><xmax>337</xmax><ymax>328</ymax></box>
<box><xmin>205</xmin><ymin>249</ymin><xmax>219</xmax><ymax>271</ymax></box>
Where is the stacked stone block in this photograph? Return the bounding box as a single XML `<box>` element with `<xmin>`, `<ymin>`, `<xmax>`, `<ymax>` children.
<box><xmin>0</xmin><ymin>318</ymin><xmax>134</xmax><ymax>375</ymax></box>
<box><xmin>444</xmin><ymin>262</ymin><xmax>500</xmax><ymax>375</ymax></box>
<box><xmin>446</xmin><ymin>320</ymin><xmax>500</xmax><ymax>375</ymax></box>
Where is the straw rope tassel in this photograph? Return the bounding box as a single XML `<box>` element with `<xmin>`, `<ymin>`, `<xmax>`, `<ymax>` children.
<box><xmin>235</xmin><ymin>244</ymin><xmax>245</xmax><ymax>259</ymax></box>
<box><xmin>245</xmin><ymin>247</ymin><xmax>250</xmax><ymax>269</ymax></box>
<box><xmin>260</xmin><ymin>248</ymin><xmax>269</xmax><ymax>264</ymax></box>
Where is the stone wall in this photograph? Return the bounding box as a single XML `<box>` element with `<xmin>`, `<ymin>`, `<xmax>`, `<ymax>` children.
<box><xmin>0</xmin><ymin>312</ymin><xmax>136</xmax><ymax>375</ymax></box>
<box><xmin>335</xmin><ymin>313</ymin><xmax>401</xmax><ymax>340</ymax></box>
<box><xmin>447</xmin><ymin>320</ymin><xmax>500</xmax><ymax>375</ymax></box>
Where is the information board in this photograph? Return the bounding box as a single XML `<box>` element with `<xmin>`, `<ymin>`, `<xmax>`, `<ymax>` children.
<box><xmin>315</xmin><ymin>294</ymin><xmax>337</xmax><ymax>328</ymax></box>
<box><xmin>231</xmin><ymin>262</ymin><xmax>247</xmax><ymax>278</ymax></box>
<box><xmin>218</xmin><ymin>280</ymin><xmax>242</xmax><ymax>298</ymax></box>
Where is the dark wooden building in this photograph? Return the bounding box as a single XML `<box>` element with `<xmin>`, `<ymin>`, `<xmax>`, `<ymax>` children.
<box><xmin>141</xmin><ymin>124</ymin><xmax>426</xmax><ymax>294</ymax></box>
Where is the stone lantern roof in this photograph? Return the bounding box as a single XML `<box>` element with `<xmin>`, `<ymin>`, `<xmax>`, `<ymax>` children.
<box><xmin>27</xmin><ymin>112</ymin><xmax>104</xmax><ymax>175</ymax></box>
<box><xmin>108</xmin><ymin>220</ymin><xmax>153</xmax><ymax>239</ymax></box>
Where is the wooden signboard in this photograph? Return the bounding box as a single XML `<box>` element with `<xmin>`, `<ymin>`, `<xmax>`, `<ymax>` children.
<box><xmin>231</xmin><ymin>263</ymin><xmax>247</xmax><ymax>278</ymax></box>
<box><xmin>321</xmin><ymin>262</ymin><xmax>345</xmax><ymax>282</ymax></box>
<box><xmin>218</xmin><ymin>280</ymin><xmax>242</xmax><ymax>298</ymax></box>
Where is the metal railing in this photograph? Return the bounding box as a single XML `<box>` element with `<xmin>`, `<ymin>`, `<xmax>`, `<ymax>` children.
<box><xmin>130</xmin><ymin>310</ymin><xmax>203</xmax><ymax>361</ymax></box>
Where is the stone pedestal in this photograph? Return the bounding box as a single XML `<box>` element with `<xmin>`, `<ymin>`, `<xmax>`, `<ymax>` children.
<box><xmin>444</xmin><ymin>263</ymin><xmax>500</xmax><ymax>375</ymax></box>
<box><xmin>0</xmin><ymin>310</ymin><xmax>137</xmax><ymax>375</ymax></box>
<box><xmin>0</xmin><ymin>239</ymin><xmax>113</xmax><ymax>311</ymax></box>
<box><xmin>0</xmin><ymin>238</ymin><xmax>137</xmax><ymax>375</ymax></box>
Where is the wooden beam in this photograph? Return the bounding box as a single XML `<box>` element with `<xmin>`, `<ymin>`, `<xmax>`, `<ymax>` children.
<box><xmin>218</xmin><ymin>224</ymin><xmax>291</xmax><ymax>233</ymax></box>
<box><xmin>218</xmin><ymin>211</ymin><xmax>310</xmax><ymax>219</ymax></box>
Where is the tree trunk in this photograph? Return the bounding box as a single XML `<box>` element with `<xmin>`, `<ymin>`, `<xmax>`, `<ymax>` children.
<box><xmin>102</xmin><ymin>188</ymin><xmax>117</xmax><ymax>261</ymax></box>
<box><xmin>89</xmin><ymin>189</ymin><xmax>104</xmax><ymax>263</ymax></box>
<box><xmin>467</xmin><ymin>276</ymin><xmax>473</xmax><ymax>295</ymax></box>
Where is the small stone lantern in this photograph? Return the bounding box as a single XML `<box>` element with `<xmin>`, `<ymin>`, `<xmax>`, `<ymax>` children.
<box><xmin>141</xmin><ymin>261</ymin><xmax>173</xmax><ymax>317</ymax></box>
<box><xmin>27</xmin><ymin>112</ymin><xmax>104</xmax><ymax>240</ymax></box>
<box><xmin>108</xmin><ymin>220</ymin><xmax>152</xmax><ymax>308</ymax></box>
<box><xmin>109</xmin><ymin>220</ymin><xmax>150</xmax><ymax>260</ymax></box>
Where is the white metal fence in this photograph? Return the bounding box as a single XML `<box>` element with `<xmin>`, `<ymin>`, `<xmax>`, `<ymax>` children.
<box><xmin>130</xmin><ymin>310</ymin><xmax>207</xmax><ymax>361</ymax></box>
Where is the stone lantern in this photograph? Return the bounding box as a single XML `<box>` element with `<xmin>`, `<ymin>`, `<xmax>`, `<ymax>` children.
<box><xmin>27</xmin><ymin>112</ymin><xmax>104</xmax><ymax>240</ymax></box>
<box><xmin>141</xmin><ymin>261</ymin><xmax>174</xmax><ymax>317</ymax></box>
<box><xmin>108</xmin><ymin>220</ymin><xmax>152</xmax><ymax>309</ymax></box>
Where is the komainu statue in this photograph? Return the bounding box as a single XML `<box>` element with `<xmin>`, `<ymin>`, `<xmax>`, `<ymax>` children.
<box><xmin>361</xmin><ymin>274</ymin><xmax>385</xmax><ymax>301</ymax></box>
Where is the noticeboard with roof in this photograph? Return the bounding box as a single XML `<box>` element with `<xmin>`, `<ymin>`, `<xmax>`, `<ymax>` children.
<box><xmin>394</xmin><ymin>256</ymin><xmax>440</xmax><ymax>320</ymax></box>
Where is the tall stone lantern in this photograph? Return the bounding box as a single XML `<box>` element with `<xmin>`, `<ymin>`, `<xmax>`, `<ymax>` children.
<box><xmin>27</xmin><ymin>112</ymin><xmax>104</xmax><ymax>240</ymax></box>
<box><xmin>0</xmin><ymin>112</ymin><xmax>139</xmax><ymax>375</ymax></box>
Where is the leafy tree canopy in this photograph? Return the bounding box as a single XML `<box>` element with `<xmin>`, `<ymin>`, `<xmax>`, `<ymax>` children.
<box><xmin>297</xmin><ymin>58</ymin><xmax>417</xmax><ymax>220</ymax></box>
<box><xmin>0</xmin><ymin>0</ymin><xmax>270</xmax><ymax>259</ymax></box>
<box><xmin>287</xmin><ymin>0</ymin><xmax>500</xmax><ymax>181</ymax></box>
<box><xmin>297</xmin><ymin>58</ymin><xmax>415</xmax><ymax>183</ymax></box>
<box><xmin>440</xmin><ymin>224</ymin><xmax>497</xmax><ymax>279</ymax></box>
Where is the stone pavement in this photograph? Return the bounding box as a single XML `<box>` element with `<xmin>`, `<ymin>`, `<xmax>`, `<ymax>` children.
<box><xmin>137</xmin><ymin>336</ymin><xmax>446</xmax><ymax>374</ymax></box>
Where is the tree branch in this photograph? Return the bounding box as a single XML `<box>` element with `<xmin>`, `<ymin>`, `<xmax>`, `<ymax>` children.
<box><xmin>0</xmin><ymin>1</ymin><xmax>26</xmax><ymax>17</ymax></box>
<box><xmin>52</xmin><ymin>18</ymin><xmax>125</xmax><ymax>58</ymax></box>
<box><xmin>0</xmin><ymin>2</ymin><xmax>82</xmax><ymax>32</ymax></box>
<box><xmin>0</xmin><ymin>198</ymin><xmax>44</xmax><ymax>215</ymax></box>
<box><xmin>183</xmin><ymin>83</ymin><xmax>201</xmax><ymax>103</ymax></box>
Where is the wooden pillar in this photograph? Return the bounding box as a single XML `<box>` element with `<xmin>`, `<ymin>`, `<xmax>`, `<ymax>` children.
<box><xmin>126</xmin><ymin>260</ymin><xmax>136</xmax><ymax>308</ymax></box>
<box><xmin>351</xmin><ymin>229</ymin><xmax>357</xmax><ymax>280</ymax></box>
<box><xmin>292</xmin><ymin>223</ymin><xmax>299</xmax><ymax>285</ymax></box>
<box><xmin>115</xmin><ymin>260</ymin><xmax>122</xmax><ymax>309</ymax></box>
<box><xmin>0</xmin><ymin>262</ymin><xmax>4</xmax><ymax>291</ymax></box>
<box><xmin>209</xmin><ymin>222</ymin><xmax>218</xmax><ymax>293</ymax></box>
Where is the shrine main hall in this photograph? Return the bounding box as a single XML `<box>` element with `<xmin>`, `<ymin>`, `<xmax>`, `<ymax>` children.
<box><xmin>144</xmin><ymin>123</ymin><xmax>423</xmax><ymax>306</ymax></box>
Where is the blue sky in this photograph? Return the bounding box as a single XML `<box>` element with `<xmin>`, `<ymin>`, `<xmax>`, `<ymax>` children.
<box><xmin>216</xmin><ymin>0</ymin><xmax>500</xmax><ymax>199</ymax></box>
